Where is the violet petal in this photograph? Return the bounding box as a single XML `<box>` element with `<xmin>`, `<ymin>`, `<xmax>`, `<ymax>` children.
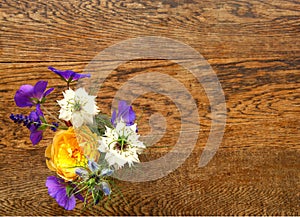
<box><xmin>46</xmin><ymin>176</ymin><xmax>63</xmax><ymax>198</ymax></box>
<box><xmin>33</xmin><ymin>81</ymin><xmax>48</xmax><ymax>99</ymax></box>
<box><xmin>111</xmin><ymin>110</ymin><xmax>117</xmax><ymax>125</ymax></box>
<box><xmin>48</xmin><ymin>66</ymin><xmax>71</xmax><ymax>81</ymax></box>
<box><xmin>29</xmin><ymin>110</ymin><xmax>39</xmax><ymax>121</ymax></box>
<box><xmin>56</xmin><ymin>189</ymin><xmax>76</xmax><ymax>211</ymax></box>
<box><xmin>72</xmin><ymin>73</ymin><xmax>91</xmax><ymax>81</ymax></box>
<box><xmin>45</xmin><ymin>176</ymin><xmax>77</xmax><ymax>210</ymax></box>
<box><xmin>116</xmin><ymin>101</ymin><xmax>136</xmax><ymax>126</ymax></box>
<box><xmin>43</xmin><ymin>87</ymin><xmax>54</xmax><ymax>98</ymax></box>
<box><xmin>75</xmin><ymin>193</ymin><xmax>84</xmax><ymax>202</ymax></box>
<box><xmin>30</xmin><ymin>130</ymin><xmax>43</xmax><ymax>145</ymax></box>
<box><xmin>48</xmin><ymin>66</ymin><xmax>90</xmax><ymax>82</ymax></box>
<box><xmin>14</xmin><ymin>84</ymin><xmax>34</xmax><ymax>107</ymax></box>
<box><xmin>35</xmin><ymin>104</ymin><xmax>44</xmax><ymax>117</ymax></box>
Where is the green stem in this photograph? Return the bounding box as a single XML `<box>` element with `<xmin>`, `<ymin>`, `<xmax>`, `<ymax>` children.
<box><xmin>40</xmin><ymin>104</ymin><xmax>65</xmax><ymax>125</ymax></box>
<box><xmin>72</xmin><ymin>185</ymin><xmax>89</xmax><ymax>196</ymax></box>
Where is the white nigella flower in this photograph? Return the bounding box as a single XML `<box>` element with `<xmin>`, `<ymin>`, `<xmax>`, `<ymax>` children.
<box><xmin>57</xmin><ymin>88</ymin><xmax>99</xmax><ymax>128</ymax></box>
<box><xmin>98</xmin><ymin>121</ymin><xmax>145</xmax><ymax>169</ymax></box>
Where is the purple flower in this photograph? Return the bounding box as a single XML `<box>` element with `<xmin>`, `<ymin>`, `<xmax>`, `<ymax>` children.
<box><xmin>111</xmin><ymin>101</ymin><xmax>136</xmax><ymax>127</ymax></box>
<box><xmin>10</xmin><ymin>105</ymin><xmax>44</xmax><ymax>145</ymax></box>
<box><xmin>48</xmin><ymin>66</ymin><xmax>90</xmax><ymax>83</ymax></box>
<box><xmin>14</xmin><ymin>81</ymin><xmax>54</xmax><ymax>108</ymax></box>
<box><xmin>46</xmin><ymin>176</ymin><xmax>84</xmax><ymax>211</ymax></box>
<box><xmin>28</xmin><ymin>105</ymin><xmax>44</xmax><ymax>145</ymax></box>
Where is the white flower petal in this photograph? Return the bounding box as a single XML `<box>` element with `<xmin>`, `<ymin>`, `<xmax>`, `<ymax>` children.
<box><xmin>57</xmin><ymin>88</ymin><xmax>99</xmax><ymax>128</ymax></box>
<box><xmin>99</xmin><ymin>121</ymin><xmax>145</xmax><ymax>169</ymax></box>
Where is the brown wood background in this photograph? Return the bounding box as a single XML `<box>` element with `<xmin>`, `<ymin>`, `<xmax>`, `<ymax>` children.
<box><xmin>0</xmin><ymin>0</ymin><xmax>299</xmax><ymax>215</ymax></box>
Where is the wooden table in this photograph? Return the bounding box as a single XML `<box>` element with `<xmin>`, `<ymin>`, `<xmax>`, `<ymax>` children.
<box><xmin>0</xmin><ymin>0</ymin><xmax>299</xmax><ymax>215</ymax></box>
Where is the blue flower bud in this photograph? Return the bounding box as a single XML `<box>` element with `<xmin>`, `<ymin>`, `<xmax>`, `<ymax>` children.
<box><xmin>75</xmin><ymin>168</ymin><xmax>89</xmax><ymax>180</ymax></box>
<box><xmin>100</xmin><ymin>182</ymin><xmax>111</xmax><ymax>196</ymax></box>
<box><xmin>100</xmin><ymin>168</ymin><xmax>113</xmax><ymax>177</ymax></box>
<box><xmin>88</xmin><ymin>160</ymin><xmax>100</xmax><ymax>172</ymax></box>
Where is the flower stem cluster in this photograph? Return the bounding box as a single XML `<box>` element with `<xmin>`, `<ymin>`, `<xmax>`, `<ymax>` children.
<box><xmin>74</xmin><ymin>161</ymin><xmax>113</xmax><ymax>205</ymax></box>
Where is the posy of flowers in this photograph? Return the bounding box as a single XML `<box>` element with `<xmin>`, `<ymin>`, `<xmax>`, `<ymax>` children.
<box><xmin>10</xmin><ymin>67</ymin><xmax>146</xmax><ymax>210</ymax></box>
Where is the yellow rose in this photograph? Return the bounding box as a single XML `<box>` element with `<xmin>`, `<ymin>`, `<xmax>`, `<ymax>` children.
<box><xmin>45</xmin><ymin>127</ymin><xmax>87</xmax><ymax>181</ymax></box>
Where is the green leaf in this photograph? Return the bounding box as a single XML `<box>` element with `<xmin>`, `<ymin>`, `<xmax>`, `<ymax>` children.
<box><xmin>39</xmin><ymin>116</ymin><xmax>47</xmax><ymax>124</ymax></box>
<box><xmin>40</xmin><ymin>97</ymin><xmax>46</xmax><ymax>104</ymax></box>
<box><xmin>66</xmin><ymin>185</ymin><xmax>73</xmax><ymax>197</ymax></box>
<box><xmin>30</xmin><ymin>97</ymin><xmax>39</xmax><ymax>104</ymax></box>
<box><xmin>37</xmin><ymin>124</ymin><xmax>47</xmax><ymax>131</ymax></box>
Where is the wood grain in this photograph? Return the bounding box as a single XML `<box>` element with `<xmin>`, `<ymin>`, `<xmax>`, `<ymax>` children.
<box><xmin>0</xmin><ymin>0</ymin><xmax>299</xmax><ymax>215</ymax></box>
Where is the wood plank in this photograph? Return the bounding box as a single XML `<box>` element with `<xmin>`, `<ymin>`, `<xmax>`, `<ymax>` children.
<box><xmin>0</xmin><ymin>148</ymin><xmax>299</xmax><ymax>215</ymax></box>
<box><xmin>1</xmin><ymin>0</ymin><xmax>300</xmax><ymax>62</ymax></box>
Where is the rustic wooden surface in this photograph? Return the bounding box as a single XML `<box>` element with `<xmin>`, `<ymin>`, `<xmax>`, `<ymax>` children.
<box><xmin>0</xmin><ymin>0</ymin><xmax>299</xmax><ymax>215</ymax></box>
